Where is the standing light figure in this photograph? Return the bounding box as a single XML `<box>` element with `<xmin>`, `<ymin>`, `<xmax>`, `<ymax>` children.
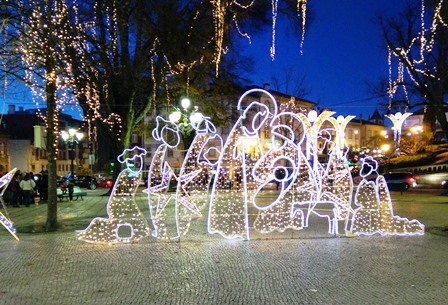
<box><xmin>385</xmin><ymin>112</ymin><xmax>413</xmax><ymax>153</ymax></box>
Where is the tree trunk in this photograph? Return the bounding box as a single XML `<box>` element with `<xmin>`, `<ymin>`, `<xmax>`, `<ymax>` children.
<box><xmin>432</xmin><ymin>90</ymin><xmax>448</xmax><ymax>141</ymax></box>
<box><xmin>45</xmin><ymin>74</ymin><xmax>58</xmax><ymax>231</ymax></box>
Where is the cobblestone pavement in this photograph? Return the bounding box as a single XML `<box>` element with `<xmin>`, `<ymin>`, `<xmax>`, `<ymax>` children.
<box><xmin>0</xmin><ymin>189</ymin><xmax>447</xmax><ymax>305</ymax></box>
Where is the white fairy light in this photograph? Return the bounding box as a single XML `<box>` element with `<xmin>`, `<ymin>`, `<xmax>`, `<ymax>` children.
<box><xmin>0</xmin><ymin>168</ymin><xmax>19</xmax><ymax>240</ymax></box>
<box><xmin>76</xmin><ymin>147</ymin><xmax>150</xmax><ymax>243</ymax></box>
<box><xmin>350</xmin><ymin>157</ymin><xmax>424</xmax><ymax>236</ymax></box>
<box><xmin>79</xmin><ymin>89</ymin><xmax>425</xmax><ymax>243</ymax></box>
<box><xmin>385</xmin><ymin>112</ymin><xmax>413</xmax><ymax>151</ymax></box>
<box><xmin>388</xmin><ymin>0</ymin><xmax>447</xmax><ymax>104</ymax></box>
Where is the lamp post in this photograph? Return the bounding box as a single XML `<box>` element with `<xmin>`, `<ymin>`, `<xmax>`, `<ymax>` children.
<box><xmin>169</xmin><ymin>97</ymin><xmax>203</xmax><ymax>150</ymax></box>
<box><xmin>385</xmin><ymin>111</ymin><xmax>412</xmax><ymax>153</ymax></box>
<box><xmin>61</xmin><ymin>128</ymin><xmax>84</xmax><ymax>178</ymax></box>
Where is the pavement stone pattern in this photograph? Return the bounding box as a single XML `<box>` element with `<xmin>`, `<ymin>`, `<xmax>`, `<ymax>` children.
<box><xmin>0</xmin><ymin>189</ymin><xmax>447</xmax><ymax>305</ymax></box>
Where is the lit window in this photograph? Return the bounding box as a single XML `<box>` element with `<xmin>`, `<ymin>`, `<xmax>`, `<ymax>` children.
<box><xmin>348</xmin><ymin>129</ymin><xmax>353</xmax><ymax>139</ymax></box>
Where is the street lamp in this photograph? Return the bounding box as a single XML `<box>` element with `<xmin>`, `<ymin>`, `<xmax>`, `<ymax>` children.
<box><xmin>169</xmin><ymin>97</ymin><xmax>203</xmax><ymax>151</ymax></box>
<box><xmin>61</xmin><ymin>128</ymin><xmax>84</xmax><ymax>178</ymax></box>
<box><xmin>385</xmin><ymin>111</ymin><xmax>412</xmax><ymax>153</ymax></box>
<box><xmin>169</xmin><ymin>97</ymin><xmax>203</xmax><ymax>126</ymax></box>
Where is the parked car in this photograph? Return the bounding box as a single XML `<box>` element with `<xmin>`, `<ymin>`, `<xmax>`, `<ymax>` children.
<box><xmin>382</xmin><ymin>172</ymin><xmax>416</xmax><ymax>191</ymax></box>
<box><xmin>74</xmin><ymin>176</ymin><xmax>98</xmax><ymax>189</ymax></box>
<box><xmin>58</xmin><ymin>175</ymin><xmax>98</xmax><ymax>190</ymax></box>
<box><xmin>441</xmin><ymin>180</ymin><xmax>448</xmax><ymax>189</ymax></box>
<box><xmin>98</xmin><ymin>178</ymin><xmax>113</xmax><ymax>188</ymax></box>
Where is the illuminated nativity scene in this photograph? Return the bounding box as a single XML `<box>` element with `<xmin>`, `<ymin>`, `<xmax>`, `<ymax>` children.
<box><xmin>76</xmin><ymin>89</ymin><xmax>424</xmax><ymax>243</ymax></box>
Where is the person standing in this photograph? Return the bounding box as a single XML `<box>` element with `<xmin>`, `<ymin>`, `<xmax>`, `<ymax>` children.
<box><xmin>67</xmin><ymin>180</ymin><xmax>74</xmax><ymax>201</ymax></box>
<box><xmin>6</xmin><ymin>172</ymin><xmax>21</xmax><ymax>207</ymax></box>
<box><xmin>20</xmin><ymin>173</ymin><xmax>36</xmax><ymax>207</ymax></box>
<box><xmin>39</xmin><ymin>170</ymin><xmax>49</xmax><ymax>202</ymax></box>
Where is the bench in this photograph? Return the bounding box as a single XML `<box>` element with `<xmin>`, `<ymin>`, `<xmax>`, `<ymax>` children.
<box><xmin>57</xmin><ymin>186</ymin><xmax>87</xmax><ymax>201</ymax></box>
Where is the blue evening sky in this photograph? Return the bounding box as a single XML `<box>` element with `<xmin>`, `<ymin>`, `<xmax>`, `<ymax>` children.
<box><xmin>240</xmin><ymin>0</ymin><xmax>405</xmax><ymax>119</ymax></box>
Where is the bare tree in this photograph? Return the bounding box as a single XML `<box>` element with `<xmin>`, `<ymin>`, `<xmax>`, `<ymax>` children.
<box><xmin>271</xmin><ymin>69</ymin><xmax>310</xmax><ymax>98</ymax></box>
<box><xmin>380</xmin><ymin>0</ymin><xmax>448</xmax><ymax>139</ymax></box>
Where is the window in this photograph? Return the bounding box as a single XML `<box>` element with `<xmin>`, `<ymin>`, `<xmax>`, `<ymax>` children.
<box><xmin>264</xmin><ymin>127</ymin><xmax>270</xmax><ymax>138</ymax></box>
<box><xmin>131</xmin><ymin>133</ymin><xmax>138</xmax><ymax>144</ymax></box>
<box><xmin>348</xmin><ymin>129</ymin><xmax>353</xmax><ymax>139</ymax></box>
<box><xmin>146</xmin><ymin>145</ymin><xmax>152</xmax><ymax>157</ymax></box>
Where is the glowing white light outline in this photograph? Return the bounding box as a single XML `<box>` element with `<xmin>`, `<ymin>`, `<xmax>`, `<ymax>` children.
<box><xmin>208</xmin><ymin>89</ymin><xmax>279</xmax><ymax>240</ymax></box>
<box><xmin>252</xmin><ymin>155</ymin><xmax>298</xmax><ymax>211</ymax></box>
<box><xmin>116</xmin><ymin>223</ymin><xmax>134</xmax><ymax>241</ymax></box>
<box><xmin>79</xmin><ymin>89</ymin><xmax>425</xmax><ymax>242</ymax></box>
<box><xmin>0</xmin><ymin>168</ymin><xmax>19</xmax><ymax>240</ymax></box>
<box><xmin>172</xmin><ymin>115</ymin><xmax>222</xmax><ymax>239</ymax></box>
<box><xmin>76</xmin><ymin>148</ymin><xmax>150</xmax><ymax>243</ymax></box>
<box><xmin>117</xmin><ymin>146</ymin><xmax>147</xmax><ymax>174</ymax></box>
<box><xmin>152</xmin><ymin>116</ymin><xmax>181</xmax><ymax>149</ymax></box>
<box><xmin>197</xmin><ymin>134</ymin><xmax>223</xmax><ymax>167</ymax></box>
<box><xmin>385</xmin><ymin>112</ymin><xmax>413</xmax><ymax>150</ymax></box>
<box><xmin>349</xmin><ymin>156</ymin><xmax>424</xmax><ymax>236</ymax></box>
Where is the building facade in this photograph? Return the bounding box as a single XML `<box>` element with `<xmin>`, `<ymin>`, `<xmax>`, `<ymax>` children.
<box><xmin>1</xmin><ymin>105</ymin><xmax>91</xmax><ymax>176</ymax></box>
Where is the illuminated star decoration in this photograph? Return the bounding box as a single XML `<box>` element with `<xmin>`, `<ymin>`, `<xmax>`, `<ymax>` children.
<box><xmin>0</xmin><ymin>168</ymin><xmax>19</xmax><ymax>240</ymax></box>
<box><xmin>76</xmin><ymin>147</ymin><xmax>150</xmax><ymax>243</ymax></box>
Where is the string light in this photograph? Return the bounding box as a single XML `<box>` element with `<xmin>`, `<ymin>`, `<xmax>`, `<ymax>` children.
<box><xmin>387</xmin><ymin>0</ymin><xmax>447</xmax><ymax>105</ymax></box>
<box><xmin>350</xmin><ymin>157</ymin><xmax>424</xmax><ymax>236</ymax></box>
<box><xmin>78</xmin><ymin>88</ymin><xmax>425</xmax><ymax>243</ymax></box>
<box><xmin>76</xmin><ymin>147</ymin><xmax>150</xmax><ymax>243</ymax></box>
<box><xmin>0</xmin><ymin>168</ymin><xmax>19</xmax><ymax>241</ymax></box>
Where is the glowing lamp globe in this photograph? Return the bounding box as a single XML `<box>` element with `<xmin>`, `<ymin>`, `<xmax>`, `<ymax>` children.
<box><xmin>307</xmin><ymin>110</ymin><xmax>318</xmax><ymax>123</ymax></box>
<box><xmin>190</xmin><ymin>112</ymin><xmax>203</xmax><ymax>125</ymax></box>
<box><xmin>61</xmin><ymin>131</ymin><xmax>69</xmax><ymax>141</ymax></box>
<box><xmin>169</xmin><ymin>111</ymin><xmax>182</xmax><ymax>123</ymax></box>
<box><xmin>181</xmin><ymin>98</ymin><xmax>191</xmax><ymax>110</ymax></box>
<box><xmin>76</xmin><ymin>132</ymin><xmax>84</xmax><ymax>140</ymax></box>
